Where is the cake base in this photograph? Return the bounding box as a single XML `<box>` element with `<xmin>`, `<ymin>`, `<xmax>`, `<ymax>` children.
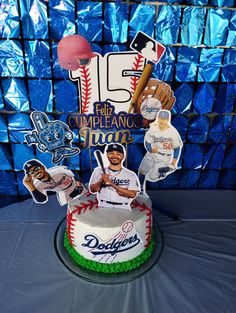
<box><xmin>64</xmin><ymin>230</ymin><xmax>155</xmax><ymax>274</ymax></box>
<box><xmin>54</xmin><ymin>217</ymin><xmax>164</xmax><ymax>284</ymax></box>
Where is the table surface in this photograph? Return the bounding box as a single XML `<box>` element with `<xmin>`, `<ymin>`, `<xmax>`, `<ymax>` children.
<box><xmin>0</xmin><ymin>190</ymin><xmax>236</xmax><ymax>313</ymax></box>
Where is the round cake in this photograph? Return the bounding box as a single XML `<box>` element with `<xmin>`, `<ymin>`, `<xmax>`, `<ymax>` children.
<box><xmin>64</xmin><ymin>192</ymin><xmax>154</xmax><ymax>273</ymax></box>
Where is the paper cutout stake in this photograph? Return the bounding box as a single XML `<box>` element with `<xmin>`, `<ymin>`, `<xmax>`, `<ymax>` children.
<box><xmin>138</xmin><ymin>110</ymin><xmax>183</xmax><ymax>197</ymax></box>
<box><xmin>25</xmin><ymin>111</ymin><xmax>79</xmax><ymax>164</ymax></box>
<box><xmin>89</xmin><ymin>143</ymin><xmax>141</xmax><ymax>210</ymax></box>
<box><xmin>130</xmin><ymin>32</ymin><xmax>166</xmax><ymax>64</ymax></box>
<box><xmin>23</xmin><ymin>159</ymin><xmax>85</xmax><ymax>206</ymax></box>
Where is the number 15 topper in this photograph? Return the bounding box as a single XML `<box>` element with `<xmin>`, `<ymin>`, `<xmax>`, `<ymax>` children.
<box><xmin>25</xmin><ymin>111</ymin><xmax>80</xmax><ymax>164</ymax></box>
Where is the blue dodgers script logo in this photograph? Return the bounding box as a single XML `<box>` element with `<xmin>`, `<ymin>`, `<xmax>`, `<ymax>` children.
<box><xmin>141</xmin><ymin>104</ymin><xmax>159</xmax><ymax>114</ymax></box>
<box><xmin>82</xmin><ymin>233</ymin><xmax>140</xmax><ymax>256</ymax></box>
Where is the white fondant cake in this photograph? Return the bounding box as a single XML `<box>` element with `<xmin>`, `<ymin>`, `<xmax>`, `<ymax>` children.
<box><xmin>66</xmin><ymin>192</ymin><xmax>152</xmax><ymax>264</ymax></box>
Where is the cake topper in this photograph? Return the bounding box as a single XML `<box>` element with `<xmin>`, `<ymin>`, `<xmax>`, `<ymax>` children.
<box><xmin>55</xmin><ymin>32</ymin><xmax>181</xmax><ymax>200</ymax></box>
<box><xmin>89</xmin><ymin>143</ymin><xmax>140</xmax><ymax>210</ymax></box>
<box><xmin>57</xmin><ymin>35</ymin><xmax>96</xmax><ymax>71</ymax></box>
<box><xmin>25</xmin><ymin>111</ymin><xmax>79</xmax><ymax>164</ymax></box>
<box><xmin>138</xmin><ymin>110</ymin><xmax>183</xmax><ymax>197</ymax></box>
<box><xmin>130</xmin><ymin>31</ymin><xmax>166</xmax><ymax>64</ymax></box>
<box><xmin>63</xmin><ymin>32</ymin><xmax>170</xmax><ymax>148</ymax></box>
<box><xmin>23</xmin><ymin>159</ymin><xmax>84</xmax><ymax>205</ymax></box>
<box><xmin>134</xmin><ymin>79</ymin><xmax>176</xmax><ymax>125</ymax></box>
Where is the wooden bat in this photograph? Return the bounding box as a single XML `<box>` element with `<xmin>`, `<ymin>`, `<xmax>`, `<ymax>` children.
<box><xmin>94</xmin><ymin>150</ymin><xmax>106</xmax><ymax>174</ymax></box>
<box><xmin>94</xmin><ymin>150</ymin><xmax>109</xmax><ymax>190</ymax></box>
<box><xmin>128</xmin><ymin>63</ymin><xmax>153</xmax><ymax>113</ymax></box>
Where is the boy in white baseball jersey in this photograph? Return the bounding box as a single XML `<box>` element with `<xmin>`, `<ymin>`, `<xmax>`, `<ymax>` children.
<box><xmin>23</xmin><ymin>160</ymin><xmax>84</xmax><ymax>206</ymax></box>
<box><xmin>139</xmin><ymin>110</ymin><xmax>182</xmax><ymax>195</ymax></box>
<box><xmin>89</xmin><ymin>144</ymin><xmax>140</xmax><ymax>210</ymax></box>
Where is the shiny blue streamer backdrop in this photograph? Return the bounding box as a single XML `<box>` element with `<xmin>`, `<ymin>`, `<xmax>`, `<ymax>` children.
<box><xmin>0</xmin><ymin>0</ymin><xmax>235</xmax><ymax>203</ymax></box>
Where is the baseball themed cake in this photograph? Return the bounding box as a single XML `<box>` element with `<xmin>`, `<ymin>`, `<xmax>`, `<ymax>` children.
<box><xmin>64</xmin><ymin>143</ymin><xmax>153</xmax><ymax>273</ymax></box>
<box><xmin>65</xmin><ymin>192</ymin><xmax>153</xmax><ymax>273</ymax></box>
<box><xmin>22</xmin><ymin>33</ymin><xmax>183</xmax><ymax>275</ymax></box>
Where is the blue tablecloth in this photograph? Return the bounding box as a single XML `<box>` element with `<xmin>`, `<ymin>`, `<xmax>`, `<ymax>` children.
<box><xmin>0</xmin><ymin>190</ymin><xmax>236</xmax><ymax>313</ymax></box>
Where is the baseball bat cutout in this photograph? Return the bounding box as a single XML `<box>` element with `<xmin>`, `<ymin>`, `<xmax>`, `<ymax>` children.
<box><xmin>128</xmin><ymin>63</ymin><xmax>153</xmax><ymax>113</ymax></box>
<box><xmin>94</xmin><ymin>150</ymin><xmax>106</xmax><ymax>174</ymax></box>
<box><xmin>94</xmin><ymin>150</ymin><xmax>109</xmax><ymax>189</ymax></box>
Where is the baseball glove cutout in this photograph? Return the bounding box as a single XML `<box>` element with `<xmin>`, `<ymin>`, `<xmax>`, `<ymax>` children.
<box><xmin>136</xmin><ymin>79</ymin><xmax>176</xmax><ymax>126</ymax></box>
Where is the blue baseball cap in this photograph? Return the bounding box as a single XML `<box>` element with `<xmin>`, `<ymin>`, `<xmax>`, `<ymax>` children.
<box><xmin>158</xmin><ymin>110</ymin><xmax>170</xmax><ymax>119</ymax></box>
<box><xmin>24</xmin><ymin>160</ymin><xmax>43</xmax><ymax>174</ymax></box>
<box><xmin>106</xmin><ymin>144</ymin><xmax>124</xmax><ymax>154</ymax></box>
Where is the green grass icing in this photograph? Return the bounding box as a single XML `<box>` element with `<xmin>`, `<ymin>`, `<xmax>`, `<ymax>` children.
<box><xmin>64</xmin><ymin>231</ymin><xmax>155</xmax><ymax>274</ymax></box>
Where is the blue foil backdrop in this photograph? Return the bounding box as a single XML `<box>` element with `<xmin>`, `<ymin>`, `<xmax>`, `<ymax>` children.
<box><xmin>156</xmin><ymin>6</ymin><xmax>181</xmax><ymax>45</ymax></box>
<box><xmin>0</xmin><ymin>0</ymin><xmax>20</xmax><ymax>38</ymax></box>
<box><xmin>181</xmin><ymin>7</ymin><xmax>206</xmax><ymax>46</ymax></box>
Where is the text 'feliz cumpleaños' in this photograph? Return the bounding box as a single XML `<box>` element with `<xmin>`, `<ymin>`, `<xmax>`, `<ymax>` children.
<box><xmin>67</xmin><ymin>102</ymin><xmax>143</xmax><ymax>148</ymax></box>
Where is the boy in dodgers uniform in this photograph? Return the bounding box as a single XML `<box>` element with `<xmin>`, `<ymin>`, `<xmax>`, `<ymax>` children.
<box><xmin>139</xmin><ymin>110</ymin><xmax>182</xmax><ymax>194</ymax></box>
<box><xmin>89</xmin><ymin>144</ymin><xmax>140</xmax><ymax>210</ymax></box>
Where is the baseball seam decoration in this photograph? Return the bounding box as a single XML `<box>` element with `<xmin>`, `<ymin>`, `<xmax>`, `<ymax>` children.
<box><xmin>67</xmin><ymin>194</ymin><xmax>99</xmax><ymax>246</ymax></box>
<box><xmin>131</xmin><ymin>200</ymin><xmax>152</xmax><ymax>247</ymax></box>
<box><xmin>79</xmin><ymin>66</ymin><xmax>92</xmax><ymax>113</ymax></box>
<box><xmin>66</xmin><ymin>213</ymin><xmax>76</xmax><ymax>247</ymax></box>
<box><xmin>130</xmin><ymin>54</ymin><xmax>145</xmax><ymax>95</ymax></box>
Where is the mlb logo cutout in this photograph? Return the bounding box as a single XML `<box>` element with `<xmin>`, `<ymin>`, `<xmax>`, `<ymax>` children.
<box><xmin>130</xmin><ymin>32</ymin><xmax>166</xmax><ymax>64</ymax></box>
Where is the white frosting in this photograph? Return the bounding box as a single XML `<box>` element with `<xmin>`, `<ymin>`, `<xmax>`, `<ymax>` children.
<box><xmin>67</xmin><ymin>193</ymin><xmax>152</xmax><ymax>264</ymax></box>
